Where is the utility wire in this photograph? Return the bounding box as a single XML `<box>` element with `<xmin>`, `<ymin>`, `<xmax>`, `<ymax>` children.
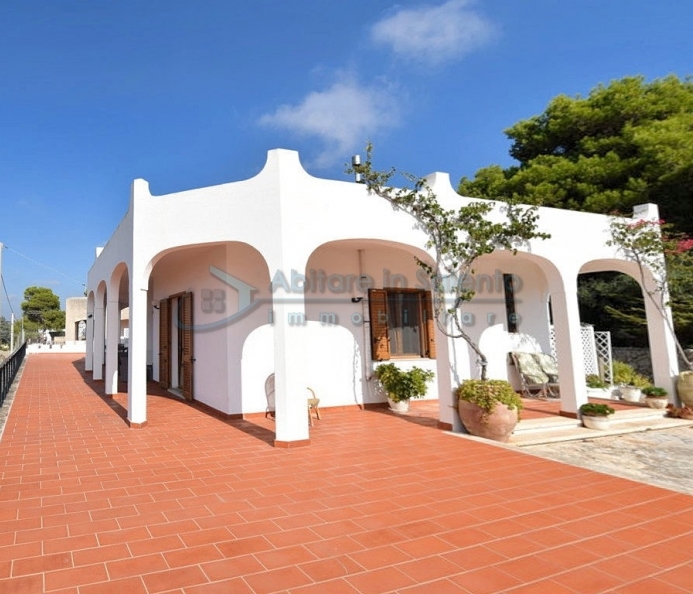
<box><xmin>2</xmin><ymin>244</ymin><xmax>86</xmax><ymax>288</ymax></box>
<box><xmin>1</xmin><ymin>274</ymin><xmax>15</xmax><ymax>316</ymax></box>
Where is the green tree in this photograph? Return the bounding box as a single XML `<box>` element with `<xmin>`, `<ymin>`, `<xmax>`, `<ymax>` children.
<box><xmin>459</xmin><ymin>75</ymin><xmax>693</xmax><ymax>235</ymax></box>
<box><xmin>21</xmin><ymin>287</ymin><xmax>65</xmax><ymax>332</ymax></box>
<box><xmin>350</xmin><ymin>144</ymin><xmax>549</xmax><ymax>379</ymax></box>
<box><xmin>0</xmin><ymin>316</ymin><xmax>10</xmax><ymax>346</ymax></box>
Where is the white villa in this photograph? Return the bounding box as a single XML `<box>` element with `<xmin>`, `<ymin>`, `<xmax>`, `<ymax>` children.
<box><xmin>85</xmin><ymin>149</ymin><xmax>679</xmax><ymax>446</ymax></box>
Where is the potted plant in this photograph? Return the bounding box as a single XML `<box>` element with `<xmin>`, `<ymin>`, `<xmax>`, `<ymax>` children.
<box><xmin>612</xmin><ymin>361</ymin><xmax>650</xmax><ymax>403</ymax></box>
<box><xmin>579</xmin><ymin>402</ymin><xmax>615</xmax><ymax>430</ymax></box>
<box><xmin>456</xmin><ymin>380</ymin><xmax>523</xmax><ymax>442</ymax></box>
<box><xmin>642</xmin><ymin>386</ymin><xmax>669</xmax><ymax>409</ymax></box>
<box><xmin>585</xmin><ymin>374</ymin><xmax>612</xmax><ymax>398</ymax></box>
<box><xmin>374</xmin><ymin>363</ymin><xmax>435</xmax><ymax>413</ymax></box>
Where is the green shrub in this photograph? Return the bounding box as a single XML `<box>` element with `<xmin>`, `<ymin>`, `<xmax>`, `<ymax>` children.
<box><xmin>642</xmin><ymin>386</ymin><xmax>668</xmax><ymax>397</ymax></box>
<box><xmin>579</xmin><ymin>403</ymin><xmax>615</xmax><ymax>417</ymax></box>
<box><xmin>612</xmin><ymin>360</ymin><xmax>650</xmax><ymax>388</ymax></box>
<box><xmin>374</xmin><ymin>363</ymin><xmax>435</xmax><ymax>402</ymax></box>
<box><xmin>456</xmin><ymin>380</ymin><xmax>523</xmax><ymax>417</ymax></box>
<box><xmin>586</xmin><ymin>374</ymin><xmax>607</xmax><ymax>389</ymax></box>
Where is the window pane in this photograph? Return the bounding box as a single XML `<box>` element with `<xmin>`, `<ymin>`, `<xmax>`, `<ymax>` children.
<box><xmin>388</xmin><ymin>292</ymin><xmax>421</xmax><ymax>356</ymax></box>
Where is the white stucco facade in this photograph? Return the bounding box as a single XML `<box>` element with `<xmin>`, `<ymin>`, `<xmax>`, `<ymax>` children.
<box><xmin>85</xmin><ymin>149</ymin><xmax>679</xmax><ymax>445</ymax></box>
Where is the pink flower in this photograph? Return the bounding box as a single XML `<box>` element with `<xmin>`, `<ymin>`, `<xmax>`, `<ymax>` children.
<box><xmin>676</xmin><ymin>239</ymin><xmax>693</xmax><ymax>253</ymax></box>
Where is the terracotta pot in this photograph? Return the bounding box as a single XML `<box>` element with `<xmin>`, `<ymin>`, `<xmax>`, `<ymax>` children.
<box><xmin>457</xmin><ymin>400</ymin><xmax>519</xmax><ymax>443</ymax></box>
<box><xmin>645</xmin><ymin>396</ymin><xmax>668</xmax><ymax>409</ymax></box>
<box><xmin>677</xmin><ymin>371</ymin><xmax>693</xmax><ymax>408</ymax></box>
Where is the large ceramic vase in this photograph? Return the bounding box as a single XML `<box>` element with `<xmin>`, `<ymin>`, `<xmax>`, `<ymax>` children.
<box><xmin>677</xmin><ymin>371</ymin><xmax>693</xmax><ymax>408</ymax></box>
<box><xmin>458</xmin><ymin>400</ymin><xmax>519</xmax><ymax>443</ymax></box>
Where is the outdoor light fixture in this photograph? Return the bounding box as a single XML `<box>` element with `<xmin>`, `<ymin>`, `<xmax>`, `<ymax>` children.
<box><xmin>351</xmin><ymin>297</ymin><xmax>363</xmax><ymax>303</ymax></box>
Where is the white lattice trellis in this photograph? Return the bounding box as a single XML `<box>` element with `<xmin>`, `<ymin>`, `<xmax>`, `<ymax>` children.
<box><xmin>549</xmin><ymin>325</ymin><xmax>613</xmax><ymax>383</ymax></box>
<box><xmin>581</xmin><ymin>324</ymin><xmax>598</xmax><ymax>376</ymax></box>
<box><xmin>594</xmin><ymin>331</ymin><xmax>613</xmax><ymax>384</ymax></box>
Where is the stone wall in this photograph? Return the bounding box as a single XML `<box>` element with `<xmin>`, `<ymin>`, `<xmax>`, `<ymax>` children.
<box><xmin>612</xmin><ymin>347</ymin><xmax>652</xmax><ymax>378</ymax></box>
<box><xmin>613</xmin><ymin>346</ymin><xmax>693</xmax><ymax>379</ymax></box>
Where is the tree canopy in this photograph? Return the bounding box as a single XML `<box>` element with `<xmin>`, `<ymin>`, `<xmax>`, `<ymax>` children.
<box><xmin>21</xmin><ymin>286</ymin><xmax>65</xmax><ymax>332</ymax></box>
<box><xmin>459</xmin><ymin>75</ymin><xmax>693</xmax><ymax>235</ymax></box>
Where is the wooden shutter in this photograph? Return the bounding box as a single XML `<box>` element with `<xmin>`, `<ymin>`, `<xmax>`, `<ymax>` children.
<box><xmin>158</xmin><ymin>298</ymin><xmax>170</xmax><ymax>389</ymax></box>
<box><xmin>180</xmin><ymin>292</ymin><xmax>194</xmax><ymax>401</ymax></box>
<box><xmin>423</xmin><ymin>291</ymin><xmax>437</xmax><ymax>359</ymax></box>
<box><xmin>368</xmin><ymin>289</ymin><xmax>390</xmax><ymax>361</ymax></box>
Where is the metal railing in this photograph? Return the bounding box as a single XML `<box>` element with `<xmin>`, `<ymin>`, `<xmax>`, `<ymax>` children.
<box><xmin>1</xmin><ymin>342</ymin><xmax>27</xmax><ymax>407</ymax></box>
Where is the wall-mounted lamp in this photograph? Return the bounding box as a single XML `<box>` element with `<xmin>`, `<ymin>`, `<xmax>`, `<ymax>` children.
<box><xmin>351</xmin><ymin>297</ymin><xmax>363</xmax><ymax>303</ymax></box>
<box><xmin>87</xmin><ymin>314</ymin><xmax>93</xmax><ymax>319</ymax></box>
<box><xmin>153</xmin><ymin>305</ymin><xmax>160</xmax><ymax>310</ymax></box>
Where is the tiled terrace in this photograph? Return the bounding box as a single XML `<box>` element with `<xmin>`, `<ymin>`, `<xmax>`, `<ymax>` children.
<box><xmin>1</xmin><ymin>353</ymin><xmax>692</xmax><ymax>593</ymax></box>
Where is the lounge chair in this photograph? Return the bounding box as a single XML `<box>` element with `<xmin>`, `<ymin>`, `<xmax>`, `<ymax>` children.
<box><xmin>509</xmin><ymin>351</ymin><xmax>560</xmax><ymax>399</ymax></box>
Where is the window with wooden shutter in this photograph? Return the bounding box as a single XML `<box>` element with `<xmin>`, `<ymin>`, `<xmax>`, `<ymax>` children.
<box><xmin>368</xmin><ymin>288</ymin><xmax>436</xmax><ymax>360</ymax></box>
<box><xmin>158</xmin><ymin>298</ymin><xmax>170</xmax><ymax>388</ymax></box>
<box><xmin>180</xmin><ymin>292</ymin><xmax>194</xmax><ymax>401</ymax></box>
<box><xmin>368</xmin><ymin>289</ymin><xmax>390</xmax><ymax>360</ymax></box>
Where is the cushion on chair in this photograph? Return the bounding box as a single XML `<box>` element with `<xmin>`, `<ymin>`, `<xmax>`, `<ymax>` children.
<box><xmin>533</xmin><ymin>353</ymin><xmax>559</xmax><ymax>383</ymax></box>
<box><xmin>513</xmin><ymin>352</ymin><xmax>549</xmax><ymax>384</ymax></box>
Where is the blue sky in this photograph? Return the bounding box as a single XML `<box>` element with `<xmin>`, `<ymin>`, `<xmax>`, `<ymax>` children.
<box><xmin>0</xmin><ymin>0</ymin><xmax>690</xmax><ymax>319</ymax></box>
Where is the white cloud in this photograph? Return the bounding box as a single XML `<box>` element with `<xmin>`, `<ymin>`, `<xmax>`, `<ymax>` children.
<box><xmin>258</xmin><ymin>76</ymin><xmax>400</xmax><ymax>168</ymax></box>
<box><xmin>371</xmin><ymin>0</ymin><xmax>496</xmax><ymax>65</ymax></box>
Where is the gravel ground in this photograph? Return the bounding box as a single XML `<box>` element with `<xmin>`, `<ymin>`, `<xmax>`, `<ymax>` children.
<box><xmin>525</xmin><ymin>426</ymin><xmax>693</xmax><ymax>495</ymax></box>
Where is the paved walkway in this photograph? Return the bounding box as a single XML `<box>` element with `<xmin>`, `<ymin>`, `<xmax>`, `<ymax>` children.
<box><xmin>526</xmin><ymin>426</ymin><xmax>693</xmax><ymax>496</ymax></box>
<box><xmin>1</xmin><ymin>354</ymin><xmax>693</xmax><ymax>593</ymax></box>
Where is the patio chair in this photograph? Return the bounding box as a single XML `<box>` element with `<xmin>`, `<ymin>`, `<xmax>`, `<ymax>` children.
<box><xmin>265</xmin><ymin>373</ymin><xmax>276</xmax><ymax>419</ymax></box>
<box><xmin>265</xmin><ymin>374</ymin><xmax>322</xmax><ymax>425</ymax></box>
<box><xmin>509</xmin><ymin>351</ymin><xmax>560</xmax><ymax>399</ymax></box>
<box><xmin>533</xmin><ymin>352</ymin><xmax>560</xmax><ymax>398</ymax></box>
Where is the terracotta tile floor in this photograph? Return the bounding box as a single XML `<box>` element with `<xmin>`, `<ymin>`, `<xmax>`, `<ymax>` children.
<box><xmin>1</xmin><ymin>353</ymin><xmax>693</xmax><ymax>593</ymax></box>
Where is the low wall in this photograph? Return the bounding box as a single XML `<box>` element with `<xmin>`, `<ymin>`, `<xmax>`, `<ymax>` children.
<box><xmin>613</xmin><ymin>346</ymin><xmax>693</xmax><ymax>379</ymax></box>
<box><xmin>28</xmin><ymin>342</ymin><xmax>87</xmax><ymax>354</ymax></box>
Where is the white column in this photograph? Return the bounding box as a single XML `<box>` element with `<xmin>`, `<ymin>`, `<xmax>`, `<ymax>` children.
<box><xmin>105</xmin><ymin>298</ymin><xmax>120</xmax><ymax>395</ymax></box>
<box><xmin>272</xmin><ymin>284</ymin><xmax>310</xmax><ymax>446</ymax></box>
<box><xmin>128</xmin><ymin>287</ymin><xmax>149</xmax><ymax>427</ymax></box>
<box><xmin>550</xmin><ymin>277</ymin><xmax>588</xmax><ymax>416</ymax></box>
<box><xmin>437</xmin><ymin>333</ymin><xmax>460</xmax><ymax>431</ymax></box>
<box><xmin>92</xmin><ymin>302</ymin><xmax>105</xmax><ymax>380</ymax></box>
<box><xmin>643</xmin><ymin>293</ymin><xmax>679</xmax><ymax>396</ymax></box>
<box><xmin>85</xmin><ymin>312</ymin><xmax>94</xmax><ymax>371</ymax></box>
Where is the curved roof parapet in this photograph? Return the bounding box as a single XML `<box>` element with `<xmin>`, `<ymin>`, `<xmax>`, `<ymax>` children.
<box><xmin>256</xmin><ymin>148</ymin><xmax>314</xmax><ymax>183</ymax></box>
<box><xmin>422</xmin><ymin>171</ymin><xmax>452</xmax><ymax>192</ymax></box>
